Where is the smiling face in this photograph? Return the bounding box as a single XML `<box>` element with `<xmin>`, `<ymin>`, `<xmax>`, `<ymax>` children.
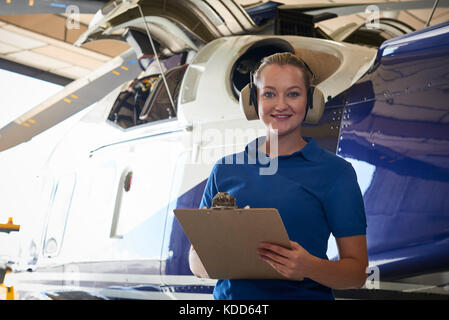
<box><xmin>256</xmin><ymin>64</ymin><xmax>308</xmax><ymax>139</ymax></box>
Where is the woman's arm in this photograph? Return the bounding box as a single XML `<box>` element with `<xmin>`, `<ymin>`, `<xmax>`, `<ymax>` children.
<box><xmin>189</xmin><ymin>245</ymin><xmax>210</xmax><ymax>278</ymax></box>
<box><xmin>258</xmin><ymin>235</ymin><xmax>368</xmax><ymax>289</ymax></box>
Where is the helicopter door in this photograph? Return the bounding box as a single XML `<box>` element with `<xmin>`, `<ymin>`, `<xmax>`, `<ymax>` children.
<box><xmin>42</xmin><ymin>173</ymin><xmax>77</xmax><ymax>258</ymax></box>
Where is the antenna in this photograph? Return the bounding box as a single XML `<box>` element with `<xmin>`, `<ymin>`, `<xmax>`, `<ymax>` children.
<box><xmin>425</xmin><ymin>0</ymin><xmax>440</xmax><ymax>27</ymax></box>
<box><xmin>136</xmin><ymin>3</ymin><xmax>176</xmax><ymax>114</ymax></box>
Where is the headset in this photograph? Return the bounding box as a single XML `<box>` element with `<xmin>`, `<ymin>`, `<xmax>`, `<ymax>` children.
<box><xmin>248</xmin><ymin>57</ymin><xmax>316</xmax><ymax>121</ymax></box>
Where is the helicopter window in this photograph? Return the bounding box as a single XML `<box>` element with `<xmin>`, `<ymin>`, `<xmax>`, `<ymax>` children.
<box><xmin>107</xmin><ymin>64</ymin><xmax>188</xmax><ymax>129</ymax></box>
<box><xmin>107</xmin><ymin>75</ymin><xmax>159</xmax><ymax>129</ymax></box>
<box><xmin>43</xmin><ymin>173</ymin><xmax>77</xmax><ymax>258</ymax></box>
<box><xmin>139</xmin><ymin>64</ymin><xmax>188</xmax><ymax>122</ymax></box>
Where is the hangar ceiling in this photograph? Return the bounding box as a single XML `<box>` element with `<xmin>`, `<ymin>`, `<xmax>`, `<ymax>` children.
<box><xmin>0</xmin><ymin>13</ymin><xmax>130</xmax><ymax>83</ymax></box>
<box><xmin>0</xmin><ymin>0</ymin><xmax>448</xmax><ymax>84</ymax></box>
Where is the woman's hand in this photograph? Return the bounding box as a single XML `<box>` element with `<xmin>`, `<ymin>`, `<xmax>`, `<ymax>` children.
<box><xmin>258</xmin><ymin>241</ymin><xmax>312</xmax><ymax>281</ymax></box>
<box><xmin>259</xmin><ymin>235</ymin><xmax>368</xmax><ymax>289</ymax></box>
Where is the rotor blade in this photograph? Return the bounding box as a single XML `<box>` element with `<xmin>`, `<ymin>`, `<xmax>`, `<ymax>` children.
<box><xmin>0</xmin><ymin>48</ymin><xmax>141</xmax><ymax>152</ymax></box>
<box><xmin>0</xmin><ymin>0</ymin><xmax>106</xmax><ymax>15</ymax></box>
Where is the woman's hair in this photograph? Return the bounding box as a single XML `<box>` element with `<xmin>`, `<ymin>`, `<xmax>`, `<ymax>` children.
<box><xmin>253</xmin><ymin>52</ymin><xmax>312</xmax><ymax>91</ymax></box>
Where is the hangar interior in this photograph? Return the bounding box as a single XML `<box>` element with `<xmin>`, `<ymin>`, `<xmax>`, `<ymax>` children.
<box><xmin>1</xmin><ymin>0</ymin><xmax>449</xmax><ymax>301</ymax></box>
<box><xmin>1</xmin><ymin>0</ymin><xmax>449</xmax><ymax>85</ymax></box>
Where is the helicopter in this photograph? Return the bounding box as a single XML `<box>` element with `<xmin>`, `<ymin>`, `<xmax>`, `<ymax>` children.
<box><xmin>1</xmin><ymin>0</ymin><xmax>449</xmax><ymax>300</ymax></box>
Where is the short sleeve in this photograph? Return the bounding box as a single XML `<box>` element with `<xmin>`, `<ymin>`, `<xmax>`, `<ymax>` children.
<box><xmin>323</xmin><ymin>163</ymin><xmax>367</xmax><ymax>238</ymax></box>
<box><xmin>199</xmin><ymin>164</ymin><xmax>219</xmax><ymax>209</ymax></box>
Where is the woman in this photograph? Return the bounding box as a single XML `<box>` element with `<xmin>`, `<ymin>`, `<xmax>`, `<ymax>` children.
<box><xmin>189</xmin><ymin>52</ymin><xmax>368</xmax><ymax>300</ymax></box>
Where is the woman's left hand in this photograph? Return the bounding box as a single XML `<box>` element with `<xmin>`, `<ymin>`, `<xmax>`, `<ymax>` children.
<box><xmin>258</xmin><ymin>241</ymin><xmax>313</xmax><ymax>281</ymax></box>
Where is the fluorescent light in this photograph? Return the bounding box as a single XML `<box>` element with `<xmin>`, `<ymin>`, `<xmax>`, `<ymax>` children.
<box><xmin>8</xmin><ymin>50</ymin><xmax>71</xmax><ymax>70</ymax></box>
<box><xmin>0</xmin><ymin>28</ymin><xmax>46</xmax><ymax>50</ymax></box>
<box><xmin>33</xmin><ymin>45</ymin><xmax>103</xmax><ymax>70</ymax></box>
<box><xmin>0</xmin><ymin>41</ymin><xmax>19</xmax><ymax>54</ymax></box>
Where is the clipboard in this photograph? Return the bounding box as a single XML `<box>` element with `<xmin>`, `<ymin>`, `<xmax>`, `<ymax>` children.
<box><xmin>174</xmin><ymin>207</ymin><xmax>291</xmax><ymax>280</ymax></box>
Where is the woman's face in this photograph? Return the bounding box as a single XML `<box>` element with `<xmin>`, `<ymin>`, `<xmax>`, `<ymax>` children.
<box><xmin>257</xmin><ymin>64</ymin><xmax>307</xmax><ymax>138</ymax></box>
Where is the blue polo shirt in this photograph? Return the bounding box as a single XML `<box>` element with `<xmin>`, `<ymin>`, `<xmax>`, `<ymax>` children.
<box><xmin>199</xmin><ymin>136</ymin><xmax>367</xmax><ymax>300</ymax></box>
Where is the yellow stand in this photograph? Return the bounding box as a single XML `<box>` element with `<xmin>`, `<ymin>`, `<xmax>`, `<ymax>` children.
<box><xmin>0</xmin><ymin>270</ymin><xmax>15</xmax><ymax>300</ymax></box>
<box><xmin>0</xmin><ymin>217</ymin><xmax>19</xmax><ymax>299</ymax></box>
<box><xmin>0</xmin><ymin>217</ymin><xmax>20</xmax><ymax>233</ymax></box>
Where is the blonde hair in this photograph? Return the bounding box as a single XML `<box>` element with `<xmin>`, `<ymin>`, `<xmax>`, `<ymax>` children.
<box><xmin>253</xmin><ymin>52</ymin><xmax>313</xmax><ymax>91</ymax></box>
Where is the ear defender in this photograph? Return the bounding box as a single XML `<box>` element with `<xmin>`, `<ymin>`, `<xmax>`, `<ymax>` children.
<box><xmin>300</xmin><ymin>60</ymin><xmax>315</xmax><ymax>122</ymax></box>
<box><xmin>249</xmin><ymin>71</ymin><xmax>259</xmax><ymax>117</ymax></box>
<box><xmin>303</xmin><ymin>84</ymin><xmax>315</xmax><ymax>122</ymax></box>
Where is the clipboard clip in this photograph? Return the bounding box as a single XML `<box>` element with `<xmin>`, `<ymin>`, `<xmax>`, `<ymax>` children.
<box><xmin>207</xmin><ymin>192</ymin><xmax>251</xmax><ymax>213</ymax></box>
<box><xmin>211</xmin><ymin>192</ymin><xmax>237</xmax><ymax>209</ymax></box>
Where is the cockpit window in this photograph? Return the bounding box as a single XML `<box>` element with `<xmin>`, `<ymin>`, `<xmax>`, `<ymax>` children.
<box><xmin>139</xmin><ymin>64</ymin><xmax>188</xmax><ymax>122</ymax></box>
<box><xmin>107</xmin><ymin>64</ymin><xmax>188</xmax><ymax>129</ymax></box>
<box><xmin>107</xmin><ymin>76</ymin><xmax>159</xmax><ymax>129</ymax></box>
